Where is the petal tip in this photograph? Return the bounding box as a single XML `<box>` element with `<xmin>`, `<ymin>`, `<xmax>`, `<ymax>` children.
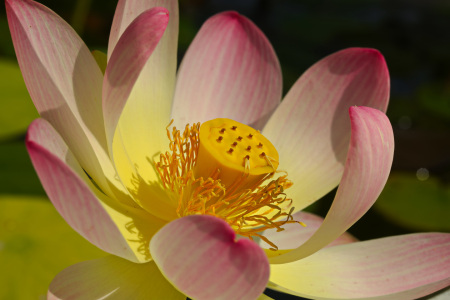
<box><xmin>358</xmin><ymin>47</ymin><xmax>388</xmax><ymax>70</ymax></box>
<box><xmin>348</xmin><ymin>105</ymin><xmax>362</xmax><ymax>115</ymax></box>
<box><xmin>342</xmin><ymin>47</ymin><xmax>387</xmax><ymax>67</ymax></box>
<box><xmin>349</xmin><ymin>47</ymin><xmax>383</xmax><ymax>57</ymax></box>
<box><xmin>154</xmin><ymin>6</ymin><xmax>170</xmax><ymax>17</ymax></box>
<box><xmin>214</xmin><ymin>11</ymin><xmax>248</xmax><ymax>26</ymax></box>
<box><xmin>221</xmin><ymin>10</ymin><xmax>241</xmax><ymax>19</ymax></box>
<box><xmin>348</xmin><ymin>105</ymin><xmax>384</xmax><ymax>117</ymax></box>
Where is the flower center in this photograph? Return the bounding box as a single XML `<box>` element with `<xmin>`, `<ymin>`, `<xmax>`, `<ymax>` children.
<box><xmin>195</xmin><ymin>118</ymin><xmax>279</xmax><ymax>189</ymax></box>
<box><xmin>154</xmin><ymin>118</ymin><xmax>302</xmax><ymax>250</ymax></box>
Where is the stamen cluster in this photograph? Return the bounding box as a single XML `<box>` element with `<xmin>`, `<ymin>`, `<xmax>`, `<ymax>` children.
<box><xmin>155</xmin><ymin>121</ymin><xmax>301</xmax><ymax>250</ymax></box>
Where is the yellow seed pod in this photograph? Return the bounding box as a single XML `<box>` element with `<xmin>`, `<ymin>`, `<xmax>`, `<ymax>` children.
<box><xmin>195</xmin><ymin>118</ymin><xmax>279</xmax><ymax>189</ymax></box>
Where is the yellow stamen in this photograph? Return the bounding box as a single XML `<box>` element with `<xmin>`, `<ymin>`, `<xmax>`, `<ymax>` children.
<box><xmin>154</xmin><ymin>118</ymin><xmax>302</xmax><ymax>250</ymax></box>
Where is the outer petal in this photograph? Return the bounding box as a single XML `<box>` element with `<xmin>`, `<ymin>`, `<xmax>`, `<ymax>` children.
<box><xmin>5</xmin><ymin>0</ymin><xmax>122</xmax><ymax>198</ymax></box>
<box><xmin>108</xmin><ymin>0</ymin><xmax>178</xmax><ymax>61</ymax></box>
<box><xmin>171</xmin><ymin>11</ymin><xmax>282</xmax><ymax>130</ymax></box>
<box><xmin>263</xmin><ymin>48</ymin><xmax>390</xmax><ymax>211</ymax></box>
<box><xmin>108</xmin><ymin>0</ymin><xmax>179</xmax><ymax>220</ymax></box>
<box><xmin>27</xmin><ymin>119</ymin><xmax>167</xmax><ymax>263</ymax></box>
<box><xmin>150</xmin><ymin>215</ymin><xmax>270</xmax><ymax>300</ymax></box>
<box><xmin>48</xmin><ymin>256</ymin><xmax>185</xmax><ymax>300</ymax></box>
<box><xmin>269</xmin><ymin>106</ymin><xmax>394</xmax><ymax>264</ymax></box>
<box><xmin>260</xmin><ymin>211</ymin><xmax>356</xmax><ymax>250</ymax></box>
<box><xmin>269</xmin><ymin>233</ymin><xmax>450</xmax><ymax>300</ymax></box>
<box><xmin>103</xmin><ymin>7</ymin><xmax>169</xmax><ymax>153</ymax></box>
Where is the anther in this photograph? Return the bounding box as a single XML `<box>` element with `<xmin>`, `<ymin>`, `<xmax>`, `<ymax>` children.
<box><xmin>260</xmin><ymin>152</ymin><xmax>266</xmax><ymax>158</ymax></box>
<box><xmin>244</xmin><ymin>155</ymin><xmax>251</xmax><ymax>172</ymax></box>
<box><xmin>246</xmin><ymin>146</ymin><xmax>251</xmax><ymax>151</ymax></box>
<box><xmin>247</xmin><ymin>134</ymin><xmax>253</xmax><ymax>139</ymax></box>
<box><xmin>217</xmin><ymin>136</ymin><xmax>223</xmax><ymax>143</ymax></box>
<box><xmin>219</xmin><ymin>128</ymin><xmax>226</xmax><ymax>134</ymax></box>
<box><xmin>231</xmin><ymin>126</ymin><xmax>237</xmax><ymax>130</ymax></box>
<box><xmin>257</xmin><ymin>143</ymin><xmax>263</xmax><ymax>148</ymax></box>
<box><xmin>237</xmin><ymin>136</ymin><xmax>243</xmax><ymax>141</ymax></box>
<box><xmin>231</xmin><ymin>142</ymin><xmax>238</xmax><ymax>147</ymax></box>
<box><xmin>227</xmin><ymin>148</ymin><xmax>234</xmax><ymax>154</ymax></box>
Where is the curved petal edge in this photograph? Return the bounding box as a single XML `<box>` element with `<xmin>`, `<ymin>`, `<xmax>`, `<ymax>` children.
<box><xmin>269</xmin><ymin>233</ymin><xmax>450</xmax><ymax>300</ymax></box>
<box><xmin>270</xmin><ymin>106</ymin><xmax>394</xmax><ymax>264</ymax></box>
<box><xmin>150</xmin><ymin>215</ymin><xmax>270</xmax><ymax>300</ymax></box>
<box><xmin>172</xmin><ymin>11</ymin><xmax>282</xmax><ymax>130</ymax></box>
<box><xmin>26</xmin><ymin>119</ymin><xmax>145</xmax><ymax>262</ymax></box>
<box><xmin>103</xmin><ymin>7</ymin><xmax>169</xmax><ymax>155</ymax></box>
<box><xmin>263</xmin><ymin>48</ymin><xmax>390</xmax><ymax>212</ymax></box>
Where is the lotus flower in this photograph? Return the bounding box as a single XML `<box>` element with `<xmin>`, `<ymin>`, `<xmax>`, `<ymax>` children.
<box><xmin>6</xmin><ymin>0</ymin><xmax>450</xmax><ymax>299</ymax></box>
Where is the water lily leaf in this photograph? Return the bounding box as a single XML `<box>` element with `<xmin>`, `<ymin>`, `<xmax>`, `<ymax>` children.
<box><xmin>0</xmin><ymin>142</ymin><xmax>45</xmax><ymax>195</ymax></box>
<box><xmin>0</xmin><ymin>59</ymin><xmax>38</xmax><ymax>141</ymax></box>
<box><xmin>0</xmin><ymin>196</ymin><xmax>106</xmax><ymax>300</ymax></box>
<box><xmin>374</xmin><ymin>172</ymin><xmax>450</xmax><ymax>231</ymax></box>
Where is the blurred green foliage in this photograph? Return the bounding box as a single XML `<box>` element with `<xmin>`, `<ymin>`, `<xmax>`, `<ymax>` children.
<box><xmin>0</xmin><ymin>196</ymin><xmax>105</xmax><ymax>299</ymax></box>
<box><xmin>0</xmin><ymin>60</ymin><xmax>38</xmax><ymax>142</ymax></box>
<box><xmin>0</xmin><ymin>142</ymin><xmax>44</xmax><ymax>195</ymax></box>
<box><xmin>375</xmin><ymin>172</ymin><xmax>450</xmax><ymax>231</ymax></box>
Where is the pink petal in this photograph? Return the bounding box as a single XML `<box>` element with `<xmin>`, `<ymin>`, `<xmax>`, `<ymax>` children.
<box><xmin>150</xmin><ymin>215</ymin><xmax>270</xmax><ymax>300</ymax></box>
<box><xmin>269</xmin><ymin>233</ymin><xmax>450</xmax><ymax>299</ymax></box>
<box><xmin>107</xmin><ymin>1</ymin><xmax>179</xmax><ymax>218</ymax></box>
<box><xmin>107</xmin><ymin>0</ymin><xmax>178</xmax><ymax>141</ymax></box>
<box><xmin>27</xmin><ymin>119</ymin><xmax>167</xmax><ymax>263</ymax></box>
<box><xmin>48</xmin><ymin>256</ymin><xmax>185</xmax><ymax>300</ymax></box>
<box><xmin>108</xmin><ymin>0</ymin><xmax>178</xmax><ymax>60</ymax></box>
<box><xmin>260</xmin><ymin>211</ymin><xmax>356</xmax><ymax>250</ymax></box>
<box><xmin>263</xmin><ymin>48</ymin><xmax>390</xmax><ymax>211</ymax></box>
<box><xmin>103</xmin><ymin>7</ymin><xmax>169</xmax><ymax>153</ymax></box>
<box><xmin>269</xmin><ymin>106</ymin><xmax>394</xmax><ymax>264</ymax></box>
<box><xmin>171</xmin><ymin>11</ymin><xmax>282</xmax><ymax>130</ymax></box>
<box><xmin>5</xmin><ymin>0</ymin><xmax>120</xmax><ymax>197</ymax></box>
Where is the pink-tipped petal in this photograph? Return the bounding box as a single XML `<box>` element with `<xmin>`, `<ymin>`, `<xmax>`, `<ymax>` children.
<box><xmin>150</xmin><ymin>215</ymin><xmax>270</xmax><ymax>300</ymax></box>
<box><xmin>5</xmin><ymin>0</ymin><xmax>122</xmax><ymax>197</ymax></box>
<box><xmin>107</xmin><ymin>1</ymin><xmax>179</xmax><ymax>218</ymax></box>
<box><xmin>269</xmin><ymin>233</ymin><xmax>450</xmax><ymax>300</ymax></box>
<box><xmin>27</xmin><ymin>118</ymin><xmax>82</xmax><ymax>173</ymax></box>
<box><xmin>171</xmin><ymin>11</ymin><xmax>282</xmax><ymax>130</ymax></box>
<box><xmin>263</xmin><ymin>48</ymin><xmax>390</xmax><ymax>211</ymax></box>
<box><xmin>27</xmin><ymin>119</ymin><xmax>167</xmax><ymax>263</ymax></box>
<box><xmin>48</xmin><ymin>256</ymin><xmax>185</xmax><ymax>300</ymax></box>
<box><xmin>270</xmin><ymin>106</ymin><xmax>394</xmax><ymax>264</ymax></box>
<box><xmin>103</xmin><ymin>7</ymin><xmax>169</xmax><ymax>153</ymax></box>
<box><xmin>260</xmin><ymin>211</ymin><xmax>356</xmax><ymax>250</ymax></box>
<box><xmin>108</xmin><ymin>0</ymin><xmax>178</xmax><ymax>60</ymax></box>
